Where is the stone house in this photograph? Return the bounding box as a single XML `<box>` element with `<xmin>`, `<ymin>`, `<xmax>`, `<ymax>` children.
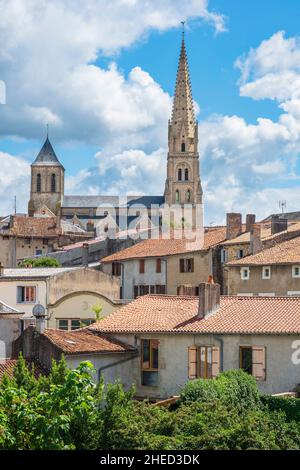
<box><xmin>225</xmin><ymin>235</ymin><xmax>300</xmax><ymax>296</ymax></box>
<box><xmin>100</xmin><ymin>227</ymin><xmax>227</xmax><ymax>299</ymax></box>
<box><xmin>0</xmin><ymin>266</ymin><xmax>121</xmax><ymax>331</ymax></box>
<box><xmin>14</xmin><ymin>283</ymin><xmax>300</xmax><ymax>398</ymax></box>
<box><xmin>0</xmin><ymin>214</ymin><xmax>94</xmax><ymax>267</ymax></box>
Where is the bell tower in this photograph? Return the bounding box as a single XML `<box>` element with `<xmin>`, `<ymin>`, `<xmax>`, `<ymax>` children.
<box><xmin>164</xmin><ymin>27</ymin><xmax>203</xmax><ymax>223</ymax></box>
<box><xmin>28</xmin><ymin>133</ymin><xmax>65</xmax><ymax>216</ymax></box>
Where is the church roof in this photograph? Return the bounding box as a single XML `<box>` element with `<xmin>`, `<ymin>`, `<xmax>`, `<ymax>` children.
<box><xmin>32</xmin><ymin>137</ymin><xmax>64</xmax><ymax>168</ymax></box>
<box><xmin>62</xmin><ymin>195</ymin><xmax>165</xmax><ymax>209</ymax></box>
<box><xmin>170</xmin><ymin>31</ymin><xmax>196</xmax><ymax>138</ymax></box>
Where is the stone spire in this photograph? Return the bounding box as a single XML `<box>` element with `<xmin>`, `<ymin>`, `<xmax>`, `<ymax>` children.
<box><xmin>170</xmin><ymin>27</ymin><xmax>196</xmax><ymax>140</ymax></box>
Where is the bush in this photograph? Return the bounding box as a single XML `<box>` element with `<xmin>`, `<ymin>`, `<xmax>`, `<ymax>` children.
<box><xmin>180</xmin><ymin>369</ymin><xmax>260</xmax><ymax>412</ymax></box>
<box><xmin>261</xmin><ymin>395</ymin><xmax>300</xmax><ymax>422</ymax></box>
<box><xmin>18</xmin><ymin>257</ymin><xmax>61</xmax><ymax>268</ymax></box>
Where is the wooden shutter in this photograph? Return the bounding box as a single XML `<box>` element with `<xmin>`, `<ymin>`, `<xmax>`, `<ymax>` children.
<box><xmin>156</xmin><ymin>258</ymin><xmax>162</xmax><ymax>273</ymax></box>
<box><xmin>139</xmin><ymin>259</ymin><xmax>145</xmax><ymax>274</ymax></box>
<box><xmin>211</xmin><ymin>347</ymin><xmax>220</xmax><ymax>378</ymax></box>
<box><xmin>180</xmin><ymin>259</ymin><xmax>185</xmax><ymax>273</ymax></box>
<box><xmin>252</xmin><ymin>347</ymin><xmax>266</xmax><ymax>381</ymax></box>
<box><xmin>188</xmin><ymin>347</ymin><xmax>198</xmax><ymax>379</ymax></box>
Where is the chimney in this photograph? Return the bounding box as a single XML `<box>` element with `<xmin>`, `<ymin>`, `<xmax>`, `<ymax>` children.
<box><xmin>82</xmin><ymin>242</ymin><xmax>89</xmax><ymax>267</ymax></box>
<box><xmin>32</xmin><ymin>303</ymin><xmax>46</xmax><ymax>334</ymax></box>
<box><xmin>246</xmin><ymin>214</ymin><xmax>256</xmax><ymax>233</ymax></box>
<box><xmin>250</xmin><ymin>223</ymin><xmax>262</xmax><ymax>254</ymax></box>
<box><xmin>226</xmin><ymin>213</ymin><xmax>242</xmax><ymax>240</ymax></box>
<box><xmin>271</xmin><ymin>215</ymin><xmax>288</xmax><ymax>235</ymax></box>
<box><xmin>86</xmin><ymin>220</ymin><xmax>95</xmax><ymax>233</ymax></box>
<box><xmin>198</xmin><ymin>282</ymin><xmax>220</xmax><ymax>319</ymax></box>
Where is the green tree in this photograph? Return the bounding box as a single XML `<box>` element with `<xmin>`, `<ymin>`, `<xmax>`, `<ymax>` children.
<box><xmin>18</xmin><ymin>257</ymin><xmax>61</xmax><ymax>268</ymax></box>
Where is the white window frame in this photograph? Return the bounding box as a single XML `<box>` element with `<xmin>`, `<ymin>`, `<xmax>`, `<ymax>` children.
<box><xmin>17</xmin><ymin>285</ymin><xmax>37</xmax><ymax>304</ymax></box>
<box><xmin>262</xmin><ymin>266</ymin><xmax>271</xmax><ymax>280</ymax></box>
<box><xmin>240</xmin><ymin>267</ymin><xmax>250</xmax><ymax>280</ymax></box>
<box><xmin>292</xmin><ymin>265</ymin><xmax>300</xmax><ymax>278</ymax></box>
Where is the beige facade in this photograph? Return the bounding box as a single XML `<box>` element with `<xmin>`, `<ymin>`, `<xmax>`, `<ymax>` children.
<box><xmin>0</xmin><ymin>267</ymin><xmax>121</xmax><ymax>330</ymax></box>
<box><xmin>226</xmin><ymin>263</ymin><xmax>300</xmax><ymax>296</ymax></box>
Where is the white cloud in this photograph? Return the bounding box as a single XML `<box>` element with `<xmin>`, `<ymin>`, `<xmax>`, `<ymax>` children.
<box><xmin>0</xmin><ymin>152</ymin><xmax>30</xmax><ymax>215</ymax></box>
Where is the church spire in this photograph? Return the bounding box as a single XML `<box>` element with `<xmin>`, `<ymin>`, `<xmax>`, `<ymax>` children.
<box><xmin>170</xmin><ymin>24</ymin><xmax>196</xmax><ymax>139</ymax></box>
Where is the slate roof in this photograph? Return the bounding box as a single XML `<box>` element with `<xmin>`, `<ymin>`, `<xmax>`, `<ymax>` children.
<box><xmin>62</xmin><ymin>195</ymin><xmax>165</xmax><ymax>209</ymax></box>
<box><xmin>227</xmin><ymin>235</ymin><xmax>300</xmax><ymax>266</ymax></box>
<box><xmin>89</xmin><ymin>294</ymin><xmax>300</xmax><ymax>335</ymax></box>
<box><xmin>32</xmin><ymin>137</ymin><xmax>64</xmax><ymax>168</ymax></box>
<box><xmin>43</xmin><ymin>328</ymin><xmax>136</xmax><ymax>355</ymax></box>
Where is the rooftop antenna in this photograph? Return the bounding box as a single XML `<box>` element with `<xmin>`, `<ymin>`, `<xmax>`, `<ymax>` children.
<box><xmin>279</xmin><ymin>200</ymin><xmax>286</xmax><ymax>214</ymax></box>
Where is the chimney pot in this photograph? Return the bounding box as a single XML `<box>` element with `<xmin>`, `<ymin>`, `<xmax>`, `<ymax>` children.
<box><xmin>198</xmin><ymin>282</ymin><xmax>220</xmax><ymax>319</ymax></box>
<box><xmin>226</xmin><ymin>213</ymin><xmax>242</xmax><ymax>240</ymax></box>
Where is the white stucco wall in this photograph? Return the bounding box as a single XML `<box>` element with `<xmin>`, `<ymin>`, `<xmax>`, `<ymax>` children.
<box><xmin>122</xmin><ymin>259</ymin><xmax>166</xmax><ymax>300</ymax></box>
<box><xmin>76</xmin><ymin>332</ymin><xmax>300</xmax><ymax>398</ymax></box>
<box><xmin>0</xmin><ymin>280</ymin><xmax>47</xmax><ymax>316</ymax></box>
<box><xmin>0</xmin><ymin>316</ymin><xmax>22</xmax><ymax>358</ymax></box>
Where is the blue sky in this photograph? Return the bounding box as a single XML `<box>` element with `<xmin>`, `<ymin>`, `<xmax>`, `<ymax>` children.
<box><xmin>1</xmin><ymin>0</ymin><xmax>300</xmax><ymax>223</ymax></box>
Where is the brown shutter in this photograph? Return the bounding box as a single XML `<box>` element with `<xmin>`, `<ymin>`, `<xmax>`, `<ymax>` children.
<box><xmin>188</xmin><ymin>347</ymin><xmax>198</xmax><ymax>379</ymax></box>
<box><xmin>156</xmin><ymin>258</ymin><xmax>161</xmax><ymax>273</ymax></box>
<box><xmin>252</xmin><ymin>347</ymin><xmax>266</xmax><ymax>381</ymax></box>
<box><xmin>211</xmin><ymin>347</ymin><xmax>220</xmax><ymax>378</ymax></box>
<box><xmin>180</xmin><ymin>259</ymin><xmax>185</xmax><ymax>273</ymax></box>
<box><xmin>139</xmin><ymin>259</ymin><xmax>145</xmax><ymax>274</ymax></box>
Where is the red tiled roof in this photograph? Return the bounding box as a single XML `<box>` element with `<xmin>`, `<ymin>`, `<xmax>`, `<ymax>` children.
<box><xmin>0</xmin><ymin>359</ymin><xmax>46</xmax><ymax>379</ymax></box>
<box><xmin>43</xmin><ymin>328</ymin><xmax>136</xmax><ymax>355</ymax></box>
<box><xmin>101</xmin><ymin>227</ymin><xmax>227</xmax><ymax>263</ymax></box>
<box><xmin>227</xmin><ymin>235</ymin><xmax>300</xmax><ymax>266</ymax></box>
<box><xmin>9</xmin><ymin>216</ymin><xmax>60</xmax><ymax>238</ymax></box>
<box><xmin>89</xmin><ymin>294</ymin><xmax>300</xmax><ymax>335</ymax></box>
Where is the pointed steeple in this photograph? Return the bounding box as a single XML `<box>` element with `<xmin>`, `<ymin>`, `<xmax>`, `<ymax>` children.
<box><xmin>170</xmin><ymin>26</ymin><xmax>196</xmax><ymax>139</ymax></box>
<box><xmin>32</xmin><ymin>135</ymin><xmax>64</xmax><ymax>169</ymax></box>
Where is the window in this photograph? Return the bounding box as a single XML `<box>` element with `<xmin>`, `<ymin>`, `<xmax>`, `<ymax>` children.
<box><xmin>240</xmin><ymin>346</ymin><xmax>266</xmax><ymax>381</ymax></box>
<box><xmin>178</xmin><ymin>168</ymin><xmax>182</xmax><ymax>181</ymax></box>
<box><xmin>240</xmin><ymin>267</ymin><xmax>250</xmax><ymax>280</ymax></box>
<box><xmin>57</xmin><ymin>319</ymin><xmax>93</xmax><ymax>330</ymax></box>
<box><xmin>292</xmin><ymin>265</ymin><xmax>300</xmax><ymax>278</ymax></box>
<box><xmin>236</xmin><ymin>249</ymin><xmax>244</xmax><ymax>259</ymax></box>
<box><xmin>141</xmin><ymin>339</ymin><xmax>159</xmax><ymax>386</ymax></box>
<box><xmin>139</xmin><ymin>259</ymin><xmax>145</xmax><ymax>274</ymax></box>
<box><xmin>51</xmin><ymin>173</ymin><xmax>56</xmax><ymax>193</ymax></box>
<box><xmin>156</xmin><ymin>258</ymin><xmax>162</xmax><ymax>273</ymax></box>
<box><xmin>36</xmin><ymin>173</ymin><xmax>41</xmax><ymax>192</ymax></box>
<box><xmin>112</xmin><ymin>262</ymin><xmax>121</xmax><ymax>276</ymax></box>
<box><xmin>262</xmin><ymin>266</ymin><xmax>271</xmax><ymax>279</ymax></box>
<box><xmin>175</xmin><ymin>189</ymin><xmax>180</xmax><ymax>203</ymax></box>
<box><xmin>221</xmin><ymin>248</ymin><xmax>228</xmax><ymax>264</ymax></box>
<box><xmin>188</xmin><ymin>346</ymin><xmax>220</xmax><ymax>379</ymax></box>
<box><xmin>181</xmin><ymin>142</ymin><xmax>185</xmax><ymax>152</ymax></box>
<box><xmin>35</xmin><ymin>249</ymin><xmax>43</xmax><ymax>256</ymax></box>
<box><xmin>185</xmin><ymin>168</ymin><xmax>189</xmax><ymax>181</ymax></box>
<box><xmin>139</xmin><ymin>285</ymin><xmax>149</xmax><ymax>296</ymax></box>
<box><xmin>17</xmin><ymin>286</ymin><xmax>36</xmax><ymax>303</ymax></box>
<box><xmin>186</xmin><ymin>189</ymin><xmax>191</xmax><ymax>202</ymax></box>
<box><xmin>134</xmin><ymin>285</ymin><xmax>166</xmax><ymax>298</ymax></box>
<box><xmin>179</xmin><ymin>258</ymin><xmax>194</xmax><ymax>273</ymax></box>
<box><xmin>155</xmin><ymin>285</ymin><xmax>166</xmax><ymax>294</ymax></box>
<box><xmin>58</xmin><ymin>319</ymin><xmax>68</xmax><ymax>331</ymax></box>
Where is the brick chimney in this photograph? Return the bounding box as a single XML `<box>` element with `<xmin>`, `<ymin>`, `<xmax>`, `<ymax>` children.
<box><xmin>271</xmin><ymin>215</ymin><xmax>288</xmax><ymax>235</ymax></box>
<box><xmin>250</xmin><ymin>223</ymin><xmax>262</xmax><ymax>254</ymax></box>
<box><xmin>198</xmin><ymin>282</ymin><xmax>220</xmax><ymax>319</ymax></box>
<box><xmin>246</xmin><ymin>214</ymin><xmax>256</xmax><ymax>233</ymax></box>
<box><xmin>226</xmin><ymin>213</ymin><xmax>242</xmax><ymax>240</ymax></box>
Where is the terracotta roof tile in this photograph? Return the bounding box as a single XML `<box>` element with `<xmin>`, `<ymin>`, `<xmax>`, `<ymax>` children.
<box><xmin>101</xmin><ymin>227</ymin><xmax>227</xmax><ymax>263</ymax></box>
<box><xmin>227</xmin><ymin>235</ymin><xmax>300</xmax><ymax>266</ymax></box>
<box><xmin>43</xmin><ymin>328</ymin><xmax>136</xmax><ymax>355</ymax></box>
<box><xmin>89</xmin><ymin>294</ymin><xmax>300</xmax><ymax>335</ymax></box>
<box><xmin>0</xmin><ymin>359</ymin><xmax>47</xmax><ymax>379</ymax></box>
<box><xmin>9</xmin><ymin>216</ymin><xmax>60</xmax><ymax>238</ymax></box>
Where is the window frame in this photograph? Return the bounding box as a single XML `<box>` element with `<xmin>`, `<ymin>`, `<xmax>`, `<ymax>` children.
<box><xmin>141</xmin><ymin>339</ymin><xmax>159</xmax><ymax>387</ymax></box>
<box><xmin>239</xmin><ymin>345</ymin><xmax>266</xmax><ymax>381</ymax></box>
<box><xmin>240</xmin><ymin>267</ymin><xmax>250</xmax><ymax>280</ymax></box>
<box><xmin>188</xmin><ymin>345</ymin><xmax>220</xmax><ymax>380</ymax></box>
<box><xmin>17</xmin><ymin>285</ymin><xmax>37</xmax><ymax>304</ymax></box>
<box><xmin>262</xmin><ymin>266</ymin><xmax>271</xmax><ymax>280</ymax></box>
<box><xmin>292</xmin><ymin>265</ymin><xmax>300</xmax><ymax>278</ymax></box>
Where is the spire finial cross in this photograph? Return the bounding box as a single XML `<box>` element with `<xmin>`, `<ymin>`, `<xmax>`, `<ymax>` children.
<box><xmin>46</xmin><ymin>123</ymin><xmax>49</xmax><ymax>139</ymax></box>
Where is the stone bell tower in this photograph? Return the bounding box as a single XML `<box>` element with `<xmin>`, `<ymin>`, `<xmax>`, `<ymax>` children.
<box><xmin>164</xmin><ymin>28</ymin><xmax>203</xmax><ymax>225</ymax></box>
<box><xmin>28</xmin><ymin>134</ymin><xmax>65</xmax><ymax>216</ymax></box>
